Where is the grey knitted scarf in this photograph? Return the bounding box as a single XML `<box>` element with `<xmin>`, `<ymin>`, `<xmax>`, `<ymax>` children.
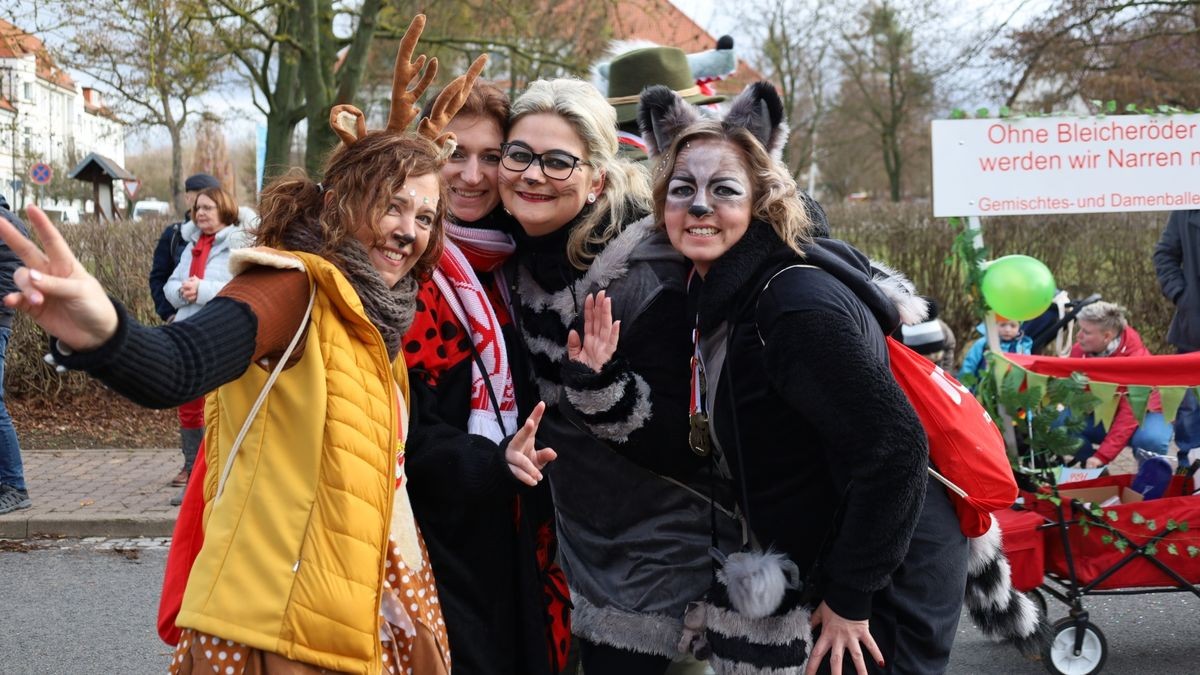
<box><xmin>280</xmin><ymin>221</ymin><xmax>417</xmax><ymax>361</ymax></box>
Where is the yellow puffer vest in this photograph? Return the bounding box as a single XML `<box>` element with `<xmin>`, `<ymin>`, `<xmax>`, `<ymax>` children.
<box><xmin>177</xmin><ymin>249</ymin><xmax>409</xmax><ymax>674</ymax></box>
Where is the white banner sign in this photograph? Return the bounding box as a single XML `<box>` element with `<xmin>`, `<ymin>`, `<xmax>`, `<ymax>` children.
<box><xmin>931</xmin><ymin>114</ymin><xmax>1200</xmax><ymax>217</ymax></box>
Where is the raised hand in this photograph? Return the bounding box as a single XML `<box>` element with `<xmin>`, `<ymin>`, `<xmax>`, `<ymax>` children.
<box><xmin>0</xmin><ymin>205</ymin><xmax>118</xmax><ymax>351</ymax></box>
<box><xmin>566</xmin><ymin>291</ymin><xmax>621</xmax><ymax>373</ymax></box>
<box><xmin>505</xmin><ymin>401</ymin><xmax>557</xmax><ymax>486</ymax></box>
<box><xmin>804</xmin><ymin>601</ymin><xmax>884</xmax><ymax>675</ymax></box>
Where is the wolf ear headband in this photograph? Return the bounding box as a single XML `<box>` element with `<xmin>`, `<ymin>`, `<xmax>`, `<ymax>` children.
<box><xmin>329</xmin><ymin>14</ymin><xmax>487</xmax><ymax>155</ymax></box>
<box><xmin>636</xmin><ymin>81</ymin><xmax>787</xmax><ymax>161</ymax></box>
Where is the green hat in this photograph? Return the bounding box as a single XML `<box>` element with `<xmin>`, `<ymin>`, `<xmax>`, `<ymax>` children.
<box><xmin>605</xmin><ymin>47</ymin><xmax>725</xmax><ymax>123</ymax></box>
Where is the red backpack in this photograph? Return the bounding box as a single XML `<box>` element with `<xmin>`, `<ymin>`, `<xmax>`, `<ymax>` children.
<box><xmin>886</xmin><ymin>336</ymin><xmax>1016</xmax><ymax>537</ymax></box>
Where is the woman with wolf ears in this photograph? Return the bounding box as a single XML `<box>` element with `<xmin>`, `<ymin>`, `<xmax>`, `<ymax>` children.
<box><xmin>0</xmin><ymin>15</ymin><xmax>543</xmax><ymax>675</ymax></box>
<box><xmin>576</xmin><ymin>82</ymin><xmax>1040</xmax><ymax>674</ymax></box>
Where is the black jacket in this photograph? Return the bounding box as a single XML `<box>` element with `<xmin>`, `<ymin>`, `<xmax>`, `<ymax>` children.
<box><xmin>0</xmin><ymin>195</ymin><xmax>30</xmax><ymax>330</ymax></box>
<box><xmin>402</xmin><ymin>258</ymin><xmax>555</xmax><ymax>675</ymax></box>
<box><xmin>1154</xmin><ymin>210</ymin><xmax>1200</xmax><ymax>352</ymax></box>
<box><xmin>149</xmin><ymin>220</ymin><xmax>188</xmax><ymax>322</ymax></box>
<box><xmin>693</xmin><ymin>222</ymin><xmax>928</xmax><ymax>621</ymax></box>
<box><xmin>508</xmin><ymin>214</ymin><xmax>741</xmax><ymax>657</ymax></box>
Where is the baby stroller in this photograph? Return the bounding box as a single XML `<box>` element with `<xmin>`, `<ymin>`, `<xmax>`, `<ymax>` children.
<box><xmin>1023</xmin><ymin>291</ymin><xmax>1103</xmax><ymax>356</ymax></box>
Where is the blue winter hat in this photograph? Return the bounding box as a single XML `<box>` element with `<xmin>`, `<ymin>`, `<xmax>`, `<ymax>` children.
<box><xmin>184</xmin><ymin>173</ymin><xmax>221</xmax><ymax>192</ymax></box>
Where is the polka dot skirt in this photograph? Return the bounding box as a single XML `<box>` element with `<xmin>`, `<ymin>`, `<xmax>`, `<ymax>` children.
<box><xmin>168</xmin><ymin>534</ymin><xmax>450</xmax><ymax>675</ymax></box>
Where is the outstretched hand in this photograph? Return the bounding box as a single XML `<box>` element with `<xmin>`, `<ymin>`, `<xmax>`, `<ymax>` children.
<box><xmin>0</xmin><ymin>206</ymin><xmax>118</xmax><ymax>351</ymax></box>
<box><xmin>566</xmin><ymin>291</ymin><xmax>620</xmax><ymax>373</ymax></box>
<box><xmin>505</xmin><ymin>401</ymin><xmax>557</xmax><ymax>486</ymax></box>
<box><xmin>805</xmin><ymin>601</ymin><xmax>884</xmax><ymax>675</ymax></box>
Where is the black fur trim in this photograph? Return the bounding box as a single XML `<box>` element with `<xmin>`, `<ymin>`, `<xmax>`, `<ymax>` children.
<box><xmin>706</xmin><ymin>631</ymin><xmax>808</xmax><ymax>670</ymax></box>
<box><xmin>967</xmin><ymin>589</ymin><xmax>1049</xmax><ymax>657</ymax></box>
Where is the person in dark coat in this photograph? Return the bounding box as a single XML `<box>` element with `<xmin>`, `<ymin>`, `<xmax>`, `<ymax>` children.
<box><xmin>147</xmin><ymin>173</ymin><xmax>223</xmax><ymax>501</ymax></box>
<box><xmin>617</xmin><ymin>81</ymin><xmax>1045</xmax><ymax>674</ymax></box>
<box><xmin>498</xmin><ymin>78</ymin><xmax>743</xmax><ymax>673</ymax></box>
<box><xmin>399</xmin><ymin>81</ymin><xmax>565</xmax><ymax>675</ymax></box>
<box><xmin>0</xmin><ymin>194</ymin><xmax>31</xmax><ymax>514</ymax></box>
<box><xmin>1153</xmin><ymin>209</ymin><xmax>1200</xmax><ymax>463</ymax></box>
<box><xmin>149</xmin><ymin>173</ymin><xmax>222</xmax><ymax>323</ymax></box>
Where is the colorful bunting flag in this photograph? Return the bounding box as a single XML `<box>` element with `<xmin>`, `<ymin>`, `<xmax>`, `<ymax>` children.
<box><xmin>1089</xmin><ymin>381</ymin><xmax>1121</xmax><ymax>431</ymax></box>
<box><xmin>1126</xmin><ymin>385</ymin><xmax>1152</xmax><ymax>425</ymax></box>
<box><xmin>991</xmin><ymin>354</ymin><xmax>1012</xmax><ymax>390</ymax></box>
<box><xmin>1159</xmin><ymin>386</ymin><xmax>1189</xmax><ymax>423</ymax></box>
<box><xmin>1025</xmin><ymin>371</ymin><xmax>1050</xmax><ymax>398</ymax></box>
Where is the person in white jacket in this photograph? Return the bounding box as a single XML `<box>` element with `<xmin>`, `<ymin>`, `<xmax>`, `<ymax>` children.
<box><xmin>162</xmin><ymin>187</ymin><xmax>252</xmax><ymax>502</ymax></box>
<box><xmin>164</xmin><ymin>189</ymin><xmax>254</xmax><ymax>322</ymax></box>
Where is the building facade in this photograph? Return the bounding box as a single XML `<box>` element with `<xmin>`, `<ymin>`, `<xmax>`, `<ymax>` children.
<box><xmin>0</xmin><ymin>19</ymin><xmax>125</xmax><ymax>212</ymax></box>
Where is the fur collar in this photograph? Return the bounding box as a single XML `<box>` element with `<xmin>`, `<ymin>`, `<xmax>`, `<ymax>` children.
<box><xmin>694</xmin><ymin>221</ymin><xmax>796</xmax><ymax>332</ymax></box>
<box><xmin>279</xmin><ymin>218</ymin><xmax>417</xmax><ymax>360</ymax></box>
<box><xmin>515</xmin><ymin>214</ymin><xmax>662</xmax><ymax>328</ymax></box>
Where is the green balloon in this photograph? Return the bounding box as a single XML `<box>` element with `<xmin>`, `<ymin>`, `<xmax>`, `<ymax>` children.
<box><xmin>981</xmin><ymin>255</ymin><xmax>1056</xmax><ymax>321</ymax></box>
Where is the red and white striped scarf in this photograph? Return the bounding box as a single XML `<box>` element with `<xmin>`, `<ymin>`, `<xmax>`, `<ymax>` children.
<box><xmin>432</xmin><ymin>224</ymin><xmax>518</xmax><ymax>442</ymax></box>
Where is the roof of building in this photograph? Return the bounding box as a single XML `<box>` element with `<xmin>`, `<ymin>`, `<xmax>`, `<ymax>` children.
<box><xmin>0</xmin><ymin>94</ymin><xmax>14</xmax><ymax>113</ymax></box>
<box><xmin>69</xmin><ymin>152</ymin><xmax>135</xmax><ymax>182</ymax></box>
<box><xmin>0</xmin><ymin>18</ymin><xmax>77</xmax><ymax>91</ymax></box>
<box><xmin>81</xmin><ymin>89</ymin><xmax>119</xmax><ymax>121</ymax></box>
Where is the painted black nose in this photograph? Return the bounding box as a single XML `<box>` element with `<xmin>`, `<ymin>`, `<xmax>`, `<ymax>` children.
<box><xmin>392</xmin><ymin>232</ymin><xmax>416</xmax><ymax>247</ymax></box>
<box><xmin>688</xmin><ymin>204</ymin><xmax>714</xmax><ymax>218</ymax></box>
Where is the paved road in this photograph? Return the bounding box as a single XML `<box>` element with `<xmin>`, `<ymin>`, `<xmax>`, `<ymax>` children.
<box><xmin>0</xmin><ymin>538</ymin><xmax>172</xmax><ymax>674</ymax></box>
<box><xmin>2</xmin><ymin>538</ymin><xmax>1198</xmax><ymax>674</ymax></box>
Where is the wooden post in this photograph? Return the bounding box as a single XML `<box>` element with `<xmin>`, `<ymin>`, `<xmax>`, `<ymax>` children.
<box><xmin>970</xmin><ymin>215</ymin><xmax>1019</xmax><ymax>456</ymax></box>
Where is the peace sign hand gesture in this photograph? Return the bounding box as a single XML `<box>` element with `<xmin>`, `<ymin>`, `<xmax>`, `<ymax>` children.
<box><xmin>566</xmin><ymin>291</ymin><xmax>621</xmax><ymax>373</ymax></box>
<box><xmin>505</xmin><ymin>401</ymin><xmax>558</xmax><ymax>486</ymax></box>
<box><xmin>0</xmin><ymin>206</ymin><xmax>118</xmax><ymax>352</ymax></box>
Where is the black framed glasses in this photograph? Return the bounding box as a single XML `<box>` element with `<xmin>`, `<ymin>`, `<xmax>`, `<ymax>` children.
<box><xmin>500</xmin><ymin>143</ymin><xmax>583</xmax><ymax>180</ymax></box>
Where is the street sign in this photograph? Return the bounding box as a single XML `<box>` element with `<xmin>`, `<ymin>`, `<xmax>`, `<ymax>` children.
<box><xmin>124</xmin><ymin>179</ymin><xmax>141</xmax><ymax>199</ymax></box>
<box><xmin>7</xmin><ymin>179</ymin><xmax>21</xmax><ymax>192</ymax></box>
<box><xmin>30</xmin><ymin>162</ymin><xmax>53</xmax><ymax>186</ymax></box>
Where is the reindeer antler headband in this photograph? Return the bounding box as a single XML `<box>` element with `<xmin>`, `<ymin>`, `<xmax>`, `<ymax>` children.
<box><xmin>329</xmin><ymin>15</ymin><xmax>487</xmax><ymax>155</ymax></box>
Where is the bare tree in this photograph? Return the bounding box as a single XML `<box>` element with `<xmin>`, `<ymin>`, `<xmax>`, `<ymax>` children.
<box><xmin>834</xmin><ymin>1</ymin><xmax>936</xmax><ymax>201</ymax></box>
<box><xmin>191</xmin><ymin>114</ymin><xmax>236</xmax><ymax>198</ymax></box>
<box><xmin>12</xmin><ymin>0</ymin><xmax>229</xmax><ymax>211</ymax></box>
<box><xmin>202</xmin><ymin>0</ymin><xmax>384</xmax><ymax>179</ymax></box>
<box><xmin>375</xmin><ymin>1</ymin><xmax>619</xmax><ymax>99</ymax></box>
<box><xmin>750</xmin><ymin>0</ymin><xmax>836</xmax><ymax>186</ymax></box>
<box><xmin>996</xmin><ymin>0</ymin><xmax>1200</xmax><ymax>110</ymax></box>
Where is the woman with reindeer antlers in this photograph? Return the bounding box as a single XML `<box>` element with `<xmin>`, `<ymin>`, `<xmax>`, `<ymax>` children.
<box><xmin>0</xmin><ymin>16</ymin><xmax>516</xmax><ymax>674</ymax></box>
<box><xmin>619</xmin><ymin>82</ymin><xmax>1038</xmax><ymax>674</ymax></box>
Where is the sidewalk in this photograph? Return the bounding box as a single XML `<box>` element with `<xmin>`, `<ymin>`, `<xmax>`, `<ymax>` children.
<box><xmin>0</xmin><ymin>448</ymin><xmax>180</xmax><ymax>539</ymax></box>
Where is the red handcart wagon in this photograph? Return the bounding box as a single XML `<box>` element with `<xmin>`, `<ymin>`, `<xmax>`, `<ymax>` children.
<box><xmin>998</xmin><ymin>474</ymin><xmax>1200</xmax><ymax>675</ymax></box>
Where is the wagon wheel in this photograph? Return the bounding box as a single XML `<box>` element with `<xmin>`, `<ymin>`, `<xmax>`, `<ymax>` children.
<box><xmin>1042</xmin><ymin>616</ymin><xmax>1107</xmax><ymax>675</ymax></box>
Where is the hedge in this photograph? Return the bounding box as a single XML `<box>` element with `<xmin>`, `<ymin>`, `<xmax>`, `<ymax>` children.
<box><xmin>3</xmin><ymin>206</ymin><xmax>1178</xmax><ymax>401</ymax></box>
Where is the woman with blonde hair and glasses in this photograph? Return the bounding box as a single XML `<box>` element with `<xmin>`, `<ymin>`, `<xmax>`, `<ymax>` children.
<box><xmin>498</xmin><ymin>78</ymin><xmax>741</xmax><ymax>673</ymax></box>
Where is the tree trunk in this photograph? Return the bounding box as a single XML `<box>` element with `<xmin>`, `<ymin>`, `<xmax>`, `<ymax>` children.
<box><xmin>169</xmin><ymin>123</ymin><xmax>184</xmax><ymax>214</ymax></box>
<box><xmin>882</xmin><ymin>129</ymin><xmax>902</xmax><ymax>202</ymax></box>
<box><xmin>301</xmin><ymin>0</ymin><xmax>382</xmax><ymax>179</ymax></box>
